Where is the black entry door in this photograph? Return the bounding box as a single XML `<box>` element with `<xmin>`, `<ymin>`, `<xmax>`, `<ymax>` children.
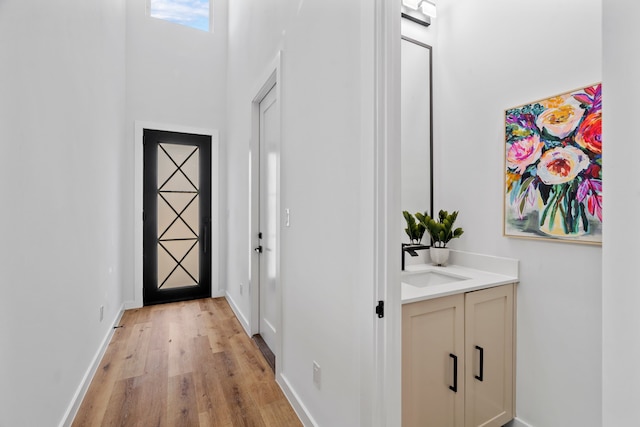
<box><xmin>143</xmin><ymin>129</ymin><xmax>212</xmax><ymax>305</ymax></box>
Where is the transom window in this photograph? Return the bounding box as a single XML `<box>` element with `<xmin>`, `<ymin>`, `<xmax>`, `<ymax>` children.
<box><xmin>149</xmin><ymin>0</ymin><xmax>211</xmax><ymax>32</ymax></box>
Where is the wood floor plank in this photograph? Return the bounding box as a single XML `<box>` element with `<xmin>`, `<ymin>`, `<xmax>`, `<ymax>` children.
<box><xmin>260</xmin><ymin>399</ymin><xmax>303</xmax><ymax>426</ymax></box>
<box><xmin>141</xmin><ymin>348</ymin><xmax>169</xmax><ymax>426</ymax></box>
<box><xmin>120</xmin><ymin>322</ymin><xmax>153</xmax><ymax>379</ymax></box>
<box><xmin>168</xmin><ymin>320</ymin><xmax>195</xmax><ymax>377</ymax></box>
<box><xmin>192</xmin><ymin>335</ymin><xmax>233</xmax><ymax>426</ymax></box>
<box><xmin>99</xmin><ymin>376</ymin><xmax>138</xmax><ymax>426</ymax></box>
<box><xmin>182</xmin><ymin>300</ymin><xmax>202</xmax><ymax>338</ymax></box>
<box><xmin>147</xmin><ymin>307</ymin><xmax>169</xmax><ymax>352</ymax></box>
<box><xmin>72</xmin><ymin>297</ymin><xmax>300</xmax><ymax>426</ymax></box>
<box><xmin>210</xmin><ymin>351</ymin><xmax>267</xmax><ymax>427</ymax></box>
<box><xmin>226</xmin><ymin>334</ymin><xmax>279</xmax><ymax>407</ymax></box>
<box><xmin>167</xmin><ymin>373</ymin><xmax>199</xmax><ymax>426</ymax></box>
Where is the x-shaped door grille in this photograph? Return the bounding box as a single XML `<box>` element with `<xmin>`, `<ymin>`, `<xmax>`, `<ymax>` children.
<box><xmin>156</xmin><ymin>143</ymin><xmax>200</xmax><ymax>289</ymax></box>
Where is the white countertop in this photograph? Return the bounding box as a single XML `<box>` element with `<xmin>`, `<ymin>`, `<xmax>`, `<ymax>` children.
<box><xmin>401</xmin><ymin>263</ymin><xmax>519</xmax><ymax>304</ymax></box>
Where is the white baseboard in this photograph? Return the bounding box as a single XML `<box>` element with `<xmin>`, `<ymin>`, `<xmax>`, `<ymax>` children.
<box><xmin>211</xmin><ymin>289</ymin><xmax>226</xmax><ymax>298</ymax></box>
<box><xmin>123</xmin><ymin>299</ymin><xmax>139</xmax><ymax>310</ymax></box>
<box><xmin>278</xmin><ymin>373</ymin><xmax>317</xmax><ymax>427</ymax></box>
<box><xmin>505</xmin><ymin>417</ymin><xmax>534</xmax><ymax>427</ymax></box>
<box><xmin>224</xmin><ymin>291</ymin><xmax>251</xmax><ymax>336</ymax></box>
<box><xmin>59</xmin><ymin>304</ymin><xmax>125</xmax><ymax>427</ymax></box>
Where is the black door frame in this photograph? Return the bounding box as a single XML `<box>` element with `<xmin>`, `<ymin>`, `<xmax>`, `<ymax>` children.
<box><xmin>143</xmin><ymin>129</ymin><xmax>212</xmax><ymax>305</ymax></box>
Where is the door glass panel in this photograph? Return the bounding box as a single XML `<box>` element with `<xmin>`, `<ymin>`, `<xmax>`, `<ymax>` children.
<box><xmin>157</xmin><ymin>143</ymin><xmax>200</xmax><ymax>290</ymax></box>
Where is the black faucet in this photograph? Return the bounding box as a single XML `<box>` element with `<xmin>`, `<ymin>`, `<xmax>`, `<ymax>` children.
<box><xmin>402</xmin><ymin>243</ymin><xmax>430</xmax><ymax>271</ymax></box>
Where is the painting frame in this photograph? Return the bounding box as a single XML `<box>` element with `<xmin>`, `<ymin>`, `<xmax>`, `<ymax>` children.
<box><xmin>503</xmin><ymin>83</ymin><xmax>602</xmax><ymax>245</ymax></box>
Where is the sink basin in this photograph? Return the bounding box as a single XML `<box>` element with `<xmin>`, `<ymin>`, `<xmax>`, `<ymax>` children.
<box><xmin>402</xmin><ymin>270</ymin><xmax>470</xmax><ymax>288</ymax></box>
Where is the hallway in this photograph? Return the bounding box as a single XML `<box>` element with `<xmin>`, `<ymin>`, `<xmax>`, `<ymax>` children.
<box><xmin>72</xmin><ymin>298</ymin><xmax>301</xmax><ymax>426</ymax></box>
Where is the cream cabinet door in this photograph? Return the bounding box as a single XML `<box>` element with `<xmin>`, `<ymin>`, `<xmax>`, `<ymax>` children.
<box><xmin>402</xmin><ymin>293</ymin><xmax>465</xmax><ymax>427</ymax></box>
<box><xmin>464</xmin><ymin>284</ymin><xmax>514</xmax><ymax>427</ymax></box>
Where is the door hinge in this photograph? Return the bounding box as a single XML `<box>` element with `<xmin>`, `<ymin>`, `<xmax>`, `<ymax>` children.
<box><xmin>375</xmin><ymin>300</ymin><xmax>384</xmax><ymax>318</ymax></box>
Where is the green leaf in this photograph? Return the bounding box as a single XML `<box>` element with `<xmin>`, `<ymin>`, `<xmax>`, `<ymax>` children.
<box><xmin>403</xmin><ymin>210</ymin><xmax>427</xmax><ymax>242</ymax></box>
<box><xmin>579</xmin><ymin>203</ymin><xmax>589</xmax><ymax>233</ymax></box>
<box><xmin>548</xmin><ymin>198</ymin><xmax>559</xmax><ymax>231</ymax></box>
<box><xmin>417</xmin><ymin>209</ymin><xmax>464</xmax><ymax>245</ymax></box>
<box><xmin>518</xmin><ymin>194</ymin><xmax>527</xmax><ymax>216</ymax></box>
<box><xmin>518</xmin><ymin>176</ymin><xmax>534</xmax><ymax>197</ymax></box>
<box><xmin>415</xmin><ymin>211</ymin><xmax>429</xmax><ymax>223</ymax></box>
<box><xmin>540</xmin><ymin>188</ymin><xmax>559</xmax><ymax>226</ymax></box>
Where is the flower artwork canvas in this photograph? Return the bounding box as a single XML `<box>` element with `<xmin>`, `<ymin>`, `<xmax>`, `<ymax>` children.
<box><xmin>504</xmin><ymin>83</ymin><xmax>602</xmax><ymax>244</ymax></box>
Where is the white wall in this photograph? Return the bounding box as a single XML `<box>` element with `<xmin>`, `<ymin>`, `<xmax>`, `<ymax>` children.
<box><xmin>0</xmin><ymin>1</ymin><xmax>127</xmax><ymax>425</ymax></box>
<box><xmin>434</xmin><ymin>1</ymin><xmax>602</xmax><ymax>426</ymax></box>
<box><xmin>225</xmin><ymin>0</ymin><xmax>378</xmax><ymax>425</ymax></box>
<box><xmin>602</xmin><ymin>1</ymin><xmax>640</xmax><ymax>425</ymax></box>
<box><xmin>124</xmin><ymin>0</ymin><xmax>228</xmax><ymax>304</ymax></box>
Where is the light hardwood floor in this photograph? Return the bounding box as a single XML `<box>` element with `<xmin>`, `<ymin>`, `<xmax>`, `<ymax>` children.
<box><xmin>72</xmin><ymin>298</ymin><xmax>302</xmax><ymax>426</ymax></box>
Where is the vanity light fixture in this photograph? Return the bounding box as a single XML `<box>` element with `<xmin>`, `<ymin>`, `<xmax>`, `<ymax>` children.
<box><xmin>401</xmin><ymin>0</ymin><xmax>437</xmax><ymax>27</ymax></box>
<box><xmin>420</xmin><ymin>1</ymin><xmax>437</xmax><ymax>18</ymax></box>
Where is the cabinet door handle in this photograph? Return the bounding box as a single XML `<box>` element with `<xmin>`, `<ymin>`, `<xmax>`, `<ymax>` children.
<box><xmin>449</xmin><ymin>353</ymin><xmax>458</xmax><ymax>393</ymax></box>
<box><xmin>475</xmin><ymin>345</ymin><xmax>484</xmax><ymax>382</ymax></box>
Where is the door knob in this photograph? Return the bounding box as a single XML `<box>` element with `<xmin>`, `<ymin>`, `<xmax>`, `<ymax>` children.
<box><xmin>254</xmin><ymin>246</ymin><xmax>263</xmax><ymax>253</ymax></box>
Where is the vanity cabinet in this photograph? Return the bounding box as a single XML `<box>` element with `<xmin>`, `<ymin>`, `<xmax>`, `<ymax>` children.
<box><xmin>402</xmin><ymin>284</ymin><xmax>515</xmax><ymax>427</ymax></box>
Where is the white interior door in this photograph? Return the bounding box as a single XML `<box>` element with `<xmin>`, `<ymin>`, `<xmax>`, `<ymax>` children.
<box><xmin>258</xmin><ymin>84</ymin><xmax>279</xmax><ymax>353</ymax></box>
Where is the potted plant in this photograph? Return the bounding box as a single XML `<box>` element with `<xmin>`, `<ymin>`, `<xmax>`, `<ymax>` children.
<box><xmin>417</xmin><ymin>210</ymin><xmax>464</xmax><ymax>266</ymax></box>
<box><xmin>403</xmin><ymin>211</ymin><xmax>427</xmax><ymax>244</ymax></box>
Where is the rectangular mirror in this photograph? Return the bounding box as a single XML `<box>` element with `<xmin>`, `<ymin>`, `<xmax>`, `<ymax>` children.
<box><xmin>401</xmin><ymin>36</ymin><xmax>433</xmax><ymax>244</ymax></box>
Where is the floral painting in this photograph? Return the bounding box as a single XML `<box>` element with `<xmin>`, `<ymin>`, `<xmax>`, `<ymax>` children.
<box><xmin>504</xmin><ymin>83</ymin><xmax>602</xmax><ymax>244</ymax></box>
